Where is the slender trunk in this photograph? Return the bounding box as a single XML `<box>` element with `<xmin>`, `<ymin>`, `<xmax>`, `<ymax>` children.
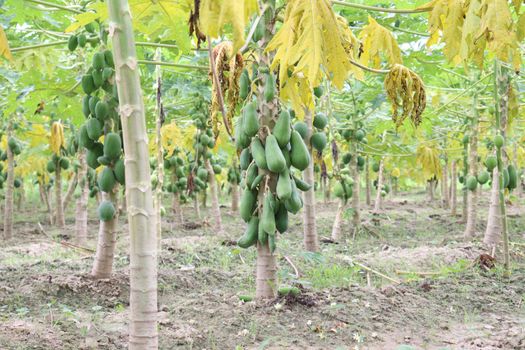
<box><xmin>351</xmin><ymin>154</ymin><xmax>360</xmax><ymax>229</ymax></box>
<box><xmin>120</xmin><ymin>187</ymin><xmax>127</xmax><ymax>214</ymax></box>
<box><xmin>373</xmin><ymin>160</ymin><xmax>384</xmax><ymax>214</ymax></box>
<box><xmin>205</xmin><ymin>158</ymin><xmax>223</xmax><ymax>233</ymax></box>
<box><xmin>154</xmin><ymin>48</ymin><xmax>164</xmax><ymax>252</ymax></box>
<box><xmin>331</xmin><ymin>199</ymin><xmax>346</xmax><ymax>241</ymax></box>
<box><xmin>107</xmin><ymin>0</ymin><xmax>158</xmax><ymax>346</ymax></box>
<box><xmin>172</xmin><ymin>193</ymin><xmax>183</xmax><ymax>226</ymax></box>
<box><xmin>75</xmin><ymin>150</ymin><xmax>89</xmax><ymax>244</ymax></box>
<box><xmin>393</xmin><ymin>177</ymin><xmax>398</xmax><ymax>196</ymax></box>
<box><xmin>464</xmin><ymin>99</ymin><xmax>479</xmax><ymax>239</ymax></box>
<box><xmin>365</xmin><ymin>157</ymin><xmax>371</xmax><ymax>206</ymax></box>
<box><xmin>484</xmin><ymin>168</ymin><xmax>502</xmax><ymax>246</ymax></box>
<box><xmin>54</xmin><ymin>165</ymin><xmax>65</xmax><ymax>227</ymax></box>
<box><xmin>302</xmin><ymin>110</ymin><xmax>319</xmax><ymax>252</ymax></box>
<box><xmin>16</xmin><ymin>182</ymin><xmax>24</xmax><ymax>211</ymax></box>
<box><xmin>194</xmin><ymin>195</ymin><xmax>201</xmax><ymax>220</ymax></box>
<box><xmin>324</xmin><ymin>177</ymin><xmax>331</xmax><ymax>203</ymax></box>
<box><xmin>428</xmin><ymin>180</ymin><xmax>435</xmax><ymax>201</ymax></box>
<box><xmin>231</xmin><ymin>181</ymin><xmax>240</xmax><ymax>213</ymax></box>
<box><xmin>42</xmin><ymin>182</ymin><xmax>53</xmax><ymax>225</ymax></box>
<box><xmin>451</xmin><ymin>161</ymin><xmax>457</xmax><ymax>216</ymax></box>
<box><xmin>256</xmin><ymin>241</ymin><xmax>277</xmax><ymax>299</ymax></box>
<box><xmin>3</xmin><ymin>128</ymin><xmax>14</xmax><ymax>240</ymax></box>
<box><xmin>442</xmin><ymin>159</ymin><xmax>449</xmax><ymax>208</ymax></box>
<box><xmin>462</xmin><ymin>145</ymin><xmax>468</xmax><ymax>223</ymax></box>
<box><xmin>63</xmin><ymin>171</ymin><xmax>79</xmax><ymax>213</ymax></box>
<box><xmin>201</xmin><ymin>191</ymin><xmax>207</xmax><ymax>208</ymax></box>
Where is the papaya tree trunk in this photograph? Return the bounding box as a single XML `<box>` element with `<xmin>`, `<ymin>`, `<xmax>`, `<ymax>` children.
<box><xmin>302</xmin><ymin>110</ymin><xmax>319</xmax><ymax>252</ymax></box>
<box><xmin>54</xmin><ymin>165</ymin><xmax>65</xmax><ymax>227</ymax></box>
<box><xmin>63</xmin><ymin>170</ymin><xmax>79</xmax><ymax>213</ymax></box>
<box><xmin>373</xmin><ymin>160</ymin><xmax>384</xmax><ymax>214</ymax></box>
<box><xmin>75</xmin><ymin>150</ymin><xmax>89</xmax><ymax>244</ymax></box>
<box><xmin>464</xmin><ymin>97</ymin><xmax>479</xmax><ymax>239</ymax></box>
<box><xmin>154</xmin><ymin>47</ymin><xmax>164</xmax><ymax>251</ymax></box>
<box><xmin>365</xmin><ymin>156</ymin><xmax>371</xmax><ymax>206</ymax></box>
<box><xmin>3</xmin><ymin>127</ymin><xmax>14</xmax><ymax>240</ymax></box>
<box><xmin>484</xmin><ymin>168</ymin><xmax>501</xmax><ymax>246</ymax></box>
<box><xmin>450</xmin><ymin>161</ymin><xmax>457</xmax><ymax>215</ymax></box>
<box><xmin>461</xmin><ymin>143</ymin><xmax>468</xmax><ymax>222</ymax></box>
<box><xmin>16</xmin><ymin>182</ymin><xmax>24</xmax><ymax>211</ymax></box>
<box><xmin>194</xmin><ymin>196</ymin><xmax>201</xmax><ymax>220</ymax></box>
<box><xmin>351</xmin><ymin>152</ymin><xmax>360</xmax><ymax>229</ymax></box>
<box><xmin>91</xmin><ymin>191</ymin><xmax>119</xmax><ymax>278</ymax></box>
<box><xmin>205</xmin><ymin>158</ymin><xmax>223</xmax><ymax>234</ymax></box>
<box><xmin>172</xmin><ymin>193</ymin><xmax>183</xmax><ymax>226</ymax></box>
<box><xmin>442</xmin><ymin>158</ymin><xmax>449</xmax><ymax>208</ymax></box>
<box><xmin>41</xmin><ymin>181</ymin><xmax>53</xmax><ymax>225</ymax></box>
<box><xmin>331</xmin><ymin>199</ymin><xmax>346</xmax><ymax>241</ymax></box>
<box><xmin>324</xmin><ymin>177</ymin><xmax>331</xmax><ymax>203</ymax></box>
<box><xmin>107</xmin><ymin>0</ymin><xmax>158</xmax><ymax>346</ymax></box>
<box><xmin>231</xmin><ymin>181</ymin><xmax>239</xmax><ymax>213</ymax></box>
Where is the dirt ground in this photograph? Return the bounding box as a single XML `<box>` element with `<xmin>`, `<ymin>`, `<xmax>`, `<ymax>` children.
<box><xmin>0</xmin><ymin>191</ymin><xmax>524</xmax><ymax>350</ymax></box>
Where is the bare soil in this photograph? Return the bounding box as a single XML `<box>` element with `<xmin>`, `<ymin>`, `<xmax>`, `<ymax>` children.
<box><xmin>0</xmin><ymin>192</ymin><xmax>524</xmax><ymax>349</ymax></box>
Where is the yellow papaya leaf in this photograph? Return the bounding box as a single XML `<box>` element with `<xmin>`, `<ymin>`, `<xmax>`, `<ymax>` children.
<box><xmin>198</xmin><ymin>0</ymin><xmax>258</xmax><ymax>52</ymax></box>
<box><xmin>267</xmin><ymin>0</ymin><xmax>353</xmax><ymax>117</ymax></box>
<box><xmin>359</xmin><ymin>16</ymin><xmax>402</xmax><ymax>68</ymax></box>
<box><xmin>416</xmin><ymin>143</ymin><xmax>442</xmax><ymax>180</ymax></box>
<box><xmin>0</xmin><ymin>25</ymin><xmax>12</xmax><ymax>62</ymax></box>
<box><xmin>64</xmin><ymin>3</ymin><xmax>107</xmax><ymax>33</ymax></box>
<box><xmin>517</xmin><ymin>13</ymin><xmax>525</xmax><ymax>42</ymax></box>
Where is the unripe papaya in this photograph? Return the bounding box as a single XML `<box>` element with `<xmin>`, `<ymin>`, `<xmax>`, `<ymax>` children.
<box><xmin>68</xmin><ymin>35</ymin><xmax>78</xmax><ymax>51</ymax></box>
<box><xmin>93</xmin><ymin>52</ymin><xmax>105</xmax><ymax>70</ymax></box>
<box><xmin>485</xmin><ymin>156</ymin><xmax>497</xmax><ymax>171</ymax></box>
<box><xmin>311</xmin><ymin>132</ymin><xmax>327</xmax><ymax>152</ymax></box>
<box><xmin>82</xmin><ymin>95</ymin><xmax>91</xmax><ymax>118</ymax></box>
<box><xmin>502</xmin><ymin>168</ymin><xmax>509</xmax><ymax>188</ymax></box>
<box><xmin>251</xmin><ymin>138</ymin><xmax>267</xmax><ymax>170</ymax></box>
<box><xmin>284</xmin><ymin>182</ymin><xmax>302</xmax><ymax>214</ymax></box>
<box><xmin>78</xmin><ymin>33</ymin><xmax>87</xmax><ymax>48</ymax></box>
<box><xmin>313</xmin><ymin>86</ymin><xmax>324</xmax><ymax>98</ymax></box>
<box><xmin>98</xmin><ymin>166</ymin><xmax>116</xmax><ymax>192</ymax></box>
<box><xmin>268</xmin><ymin>234</ymin><xmax>276</xmax><ymax>254</ymax></box>
<box><xmin>89</xmin><ymin>95</ymin><xmax>100</xmax><ymax>116</ymax></box>
<box><xmin>334</xmin><ymin>182</ymin><xmax>345</xmax><ymax>198</ymax></box>
<box><xmin>102</xmin><ymin>67</ymin><xmax>113</xmax><ymax>81</ymax></box>
<box><xmin>466</xmin><ymin>175</ymin><xmax>477</xmax><ymax>191</ymax></box>
<box><xmin>355</xmin><ymin>129</ymin><xmax>365</xmax><ymax>141</ymax></box>
<box><xmin>275</xmin><ymin>204</ymin><xmax>288</xmax><ymax>233</ymax></box>
<box><xmin>265</xmin><ymin>135</ymin><xmax>286</xmax><ymax>173</ymax></box>
<box><xmin>357</xmin><ymin>156</ymin><xmax>365</xmax><ymax>167</ymax></box>
<box><xmin>293</xmin><ymin>176</ymin><xmax>312</xmax><ymax>192</ymax></box>
<box><xmin>276</xmin><ymin>169</ymin><xmax>292</xmax><ymax>200</ymax></box>
<box><xmin>282</xmin><ymin>147</ymin><xmax>291</xmax><ymax>167</ymax></box>
<box><xmin>250</xmin><ymin>174</ymin><xmax>264</xmax><ymax>190</ymax></box>
<box><xmin>98</xmin><ymin>156</ymin><xmax>112</xmax><ymax>166</ymax></box>
<box><xmin>494</xmin><ymin>135</ymin><xmax>504</xmax><ymax>148</ymax></box>
<box><xmin>103</xmin><ymin>132</ymin><xmax>122</xmax><ymax>160</ymax></box>
<box><xmin>47</xmin><ymin>161</ymin><xmax>56</xmax><ymax>173</ymax></box>
<box><xmin>95</xmin><ymin>101</ymin><xmax>109</xmax><ymax>120</ymax></box>
<box><xmin>477</xmin><ymin>170</ymin><xmax>489</xmax><ymax>185</ymax></box>
<box><xmin>372</xmin><ymin>163</ymin><xmax>380</xmax><ymax>172</ymax></box>
<box><xmin>86</xmin><ymin>118</ymin><xmax>102</xmax><ymax>140</ymax></box>
<box><xmin>273</xmin><ymin>110</ymin><xmax>291</xmax><ymax>148</ymax></box>
<box><xmin>508</xmin><ymin>165</ymin><xmax>517</xmax><ymax>190</ymax></box>
<box><xmin>81</xmin><ymin>74</ymin><xmax>96</xmax><ymax>95</ymax></box>
<box><xmin>258</xmin><ymin>220</ymin><xmax>268</xmax><ymax>245</ymax></box>
<box><xmin>313</xmin><ymin>113</ymin><xmax>328</xmax><ymax>129</ymax></box>
<box><xmin>235</xmin><ymin>118</ymin><xmax>250</xmax><ymax>150</ymax></box>
<box><xmin>212</xmin><ymin>164</ymin><xmax>222</xmax><ymax>174</ymax></box>
<box><xmin>462</xmin><ymin>135</ymin><xmax>470</xmax><ymax>145</ymax></box>
<box><xmin>293</xmin><ymin>122</ymin><xmax>309</xmax><ymax>140</ymax></box>
<box><xmin>85</xmin><ymin>22</ymin><xmax>96</xmax><ymax>33</ymax></box>
<box><xmin>87</xmin><ymin>149</ymin><xmax>101</xmax><ymax>169</ymax></box>
<box><xmin>92</xmin><ymin>69</ymin><xmax>104</xmax><ymax>88</ymax></box>
<box><xmin>342</xmin><ymin>153</ymin><xmax>352</xmax><ymax>164</ymax></box>
<box><xmin>245</xmin><ymin>162</ymin><xmax>258</xmax><ymax>189</ymax></box>
<box><xmin>98</xmin><ymin>200</ymin><xmax>116</xmax><ymax>221</ymax></box>
<box><xmin>261</xmin><ymin>193</ymin><xmax>276</xmax><ymax>235</ymax></box>
<box><xmin>239</xmin><ymin>70</ymin><xmax>250</xmax><ymax>100</ymax></box>
<box><xmin>252</xmin><ymin>16</ymin><xmax>265</xmax><ymax>42</ymax></box>
<box><xmin>237</xmin><ymin>216</ymin><xmax>259</xmax><ymax>249</ymax></box>
<box><xmin>79</xmin><ymin>125</ymin><xmax>95</xmax><ymax>150</ymax></box>
<box><xmin>197</xmin><ymin>167</ymin><xmax>208</xmax><ymax>181</ymax></box>
<box><xmin>290</xmin><ymin>130</ymin><xmax>310</xmax><ymax>171</ymax></box>
<box><xmin>243</xmin><ymin>101</ymin><xmax>259</xmax><ymax>137</ymax></box>
<box><xmin>240</xmin><ymin>188</ymin><xmax>257</xmax><ymax>222</ymax></box>
<box><xmin>264</xmin><ymin>74</ymin><xmax>275</xmax><ymax>102</ymax></box>
<box><xmin>104</xmin><ymin>50</ymin><xmax>114</xmax><ymax>68</ymax></box>
<box><xmin>59</xmin><ymin>158</ymin><xmax>70</xmax><ymax>170</ymax></box>
<box><xmin>240</xmin><ymin>148</ymin><xmax>252</xmax><ymax>171</ymax></box>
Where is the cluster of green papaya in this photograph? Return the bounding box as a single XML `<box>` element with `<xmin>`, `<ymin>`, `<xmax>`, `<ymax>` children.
<box><xmin>373</xmin><ymin>179</ymin><xmax>390</xmax><ymax>197</ymax></box>
<box><xmin>46</xmin><ymin>153</ymin><xmax>70</xmax><ymax>173</ymax></box>
<box><xmin>339</xmin><ymin>124</ymin><xmax>367</xmax><ymax>144</ymax></box>
<box><xmin>67</xmin><ymin>21</ymin><xmax>108</xmax><ymax>52</ymax></box>
<box><xmin>227</xmin><ymin>166</ymin><xmax>241</xmax><ymax>186</ymax></box>
<box><xmin>164</xmin><ymin>148</ymin><xmax>190</xmax><ymax>204</ymax></box>
<box><xmin>7</xmin><ymin>137</ymin><xmax>22</xmax><ymax>156</ymax></box>
<box><xmin>333</xmin><ymin>166</ymin><xmax>354</xmax><ymax>202</ymax></box>
<box><xmin>0</xmin><ymin>165</ymin><xmax>6</xmax><ymax>189</ymax></box>
<box><xmin>235</xmin><ymin>103</ymin><xmax>313</xmax><ymax>252</ymax></box>
<box><xmin>341</xmin><ymin>151</ymin><xmax>366</xmax><ymax>172</ymax></box>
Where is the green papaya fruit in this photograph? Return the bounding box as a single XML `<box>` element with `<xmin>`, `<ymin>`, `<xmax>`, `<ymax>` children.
<box><xmin>462</xmin><ymin>135</ymin><xmax>470</xmax><ymax>145</ymax></box>
<box><xmin>313</xmin><ymin>86</ymin><xmax>324</xmax><ymax>98</ymax></box>
<box><xmin>251</xmin><ymin>138</ymin><xmax>267</xmax><ymax>170</ymax></box>
<box><xmin>93</xmin><ymin>52</ymin><xmax>105</xmax><ymax>70</ymax></box>
<box><xmin>250</xmin><ymin>174</ymin><xmax>264</xmax><ymax>190</ymax></box>
<box><xmin>86</xmin><ymin>118</ymin><xmax>102</xmax><ymax>140</ymax></box>
<box><xmin>87</xmin><ymin>149</ymin><xmax>102</xmax><ymax>169</ymax></box>
<box><xmin>59</xmin><ymin>158</ymin><xmax>70</xmax><ymax>170</ymax></box>
<box><xmin>342</xmin><ymin>153</ymin><xmax>352</xmax><ymax>164</ymax></box>
<box><xmin>261</xmin><ymin>193</ymin><xmax>276</xmax><ymax>235</ymax></box>
<box><xmin>98</xmin><ymin>156</ymin><xmax>112</xmax><ymax>166</ymax></box>
<box><xmin>79</xmin><ymin>125</ymin><xmax>95</xmax><ymax>150</ymax></box>
<box><xmin>357</xmin><ymin>156</ymin><xmax>365</xmax><ymax>167</ymax></box>
<box><xmin>82</xmin><ymin>95</ymin><xmax>91</xmax><ymax>118</ymax></box>
<box><xmin>508</xmin><ymin>164</ymin><xmax>517</xmax><ymax>190</ymax></box>
<box><xmin>334</xmin><ymin>181</ymin><xmax>345</xmax><ymax>198</ymax></box>
<box><xmin>276</xmin><ymin>173</ymin><xmax>292</xmax><ymax>205</ymax></box>
<box><xmin>355</xmin><ymin>129</ymin><xmax>365</xmax><ymax>141</ymax></box>
<box><xmin>240</xmin><ymin>148</ymin><xmax>252</xmax><ymax>171</ymax></box>
<box><xmin>268</xmin><ymin>234</ymin><xmax>276</xmax><ymax>254</ymax></box>
<box><xmin>103</xmin><ymin>132</ymin><xmax>121</xmax><ymax>160</ymax></box>
<box><xmin>239</xmin><ymin>70</ymin><xmax>250</xmax><ymax>100</ymax></box>
<box><xmin>290</xmin><ymin>130</ymin><xmax>310</xmax><ymax>171</ymax></box>
<box><xmin>275</xmin><ymin>204</ymin><xmax>288</xmax><ymax>233</ymax></box>
<box><xmin>197</xmin><ymin>167</ymin><xmax>208</xmax><ymax>181</ymax></box>
<box><xmin>264</xmin><ymin>74</ymin><xmax>275</xmax><ymax>102</ymax></box>
<box><xmin>98</xmin><ymin>200</ymin><xmax>116</xmax><ymax>221</ymax></box>
<box><xmin>293</xmin><ymin>122</ymin><xmax>309</xmax><ymax>140</ymax></box>
<box><xmin>477</xmin><ymin>170</ymin><xmax>489</xmax><ymax>185</ymax></box>
<box><xmin>237</xmin><ymin>216</ymin><xmax>259</xmax><ymax>249</ymax></box>
<box><xmin>273</xmin><ymin>110</ymin><xmax>291</xmax><ymax>148</ymax></box>
<box><xmin>212</xmin><ymin>164</ymin><xmax>222</xmax><ymax>174</ymax></box>
<box><xmin>240</xmin><ymin>188</ymin><xmax>257</xmax><ymax>222</ymax></box>
<box><xmin>494</xmin><ymin>135</ymin><xmax>504</xmax><ymax>148</ymax></box>
<box><xmin>252</xmin><ymin>16</ymin><xmax>265</xmax><ymax>42</ymax></box>
<box><xmin>265</xmin><ymin>135</ymin><xmax>286</xmax><ymax>173</ymax></box>
<box><xmin>282</xmin><ymin>147</ymin><xmax>291</xmax><ymax>167</ymax></box>
<box><xmin>293</xmin><ymin>176</ymin><xmax>312</xmax><ymax>191</ymax></box>
<box><xmin>245</xmin><ymin>162</ymin><xmax>258</xmax><ymax>189</ymax></box>
<box><xmin>313</xmin><ymin>113</ymin><xmax>328</xmax><ymax>129</ymax></box>
<box><xmin>81</xmin><ymin>74</ymin><xmax>96</xmax><ymax>95</ymax></box>
<box><xmin>85</xmin><ymin>22</ymin><xmax>96</xmax><ymax>33</ymax></box>
<box><xmin>372</xmin><ymin>163</ymin><xmax>380</xmax><ymax>172</ymax></box>
<box><xmin>466</xmin><ymin>175</ymin><xmax>477</xmax><ymax>191</ymax></box>
<box><xmin>485</xmin><ymin>156</ymin><xmax>497</xmax><ymax>171</ymax></box>
<box><xmin>89</xmin><ymin>95</ymin><xmax>100</xmax><ymax>116</ymax></box>
<box><xmin>68</xmin><ymin>35</ymin><xmax>78</xmax><ymax>51</ymax></box>
<box><xmin>235</xmin><ymin>118</ymin><xmax>250</xmax><ymax>150</ymax></box>
<box><xmin>47</xmin><ymin>161</ymin><xmax>56</xmax><ymax>173</ymax></box>
<box><xmin>258</xmin><ymin>220</ymin><xmax>268</xmax><ymax>245</ymax></box>
<box><xmin>104</xmin><ymin>50</ymin><xmax>114</xmax><ymax>68</ymax></box>
<box><xmin>242</xmin><ymin>101</ymin><xmax>259</xmax><ymax>137</ymax></box>
<box><xmin>310</xmin><ymin>132</ymin><xmax>327</xmax><ymax>152</ymax></box>
<box><xmin>92</xmin><ymin>69</ymin><xmax>104</xmax><ymax>88</ymax></box>
<box><xmin>503</xmin><ymin>168</ymin><xmax>509</xmax><ymax>188</ymax></box>
<box><xmin>102</xmin><ymin>67</ymin><xmax>113</xmax><ymax>81</ymax></box>
<box><xmin>78</xmin><ymin>33</ymin><xmax>87</xmax><ymax>48</ymax></box>
<box><xmin>98</xmin><ymin>166</ymin><xmax>116</xmax><ymax>192</ymax></box>
<box><xmin>95</xmin><ymin>101</ymin><xmax>109</xmax><ymax>120</ymax></box>
<box><xmin>284</xmin><ymin>182</ymin><xmax>303</xmax><ymax>214</ymax></box>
